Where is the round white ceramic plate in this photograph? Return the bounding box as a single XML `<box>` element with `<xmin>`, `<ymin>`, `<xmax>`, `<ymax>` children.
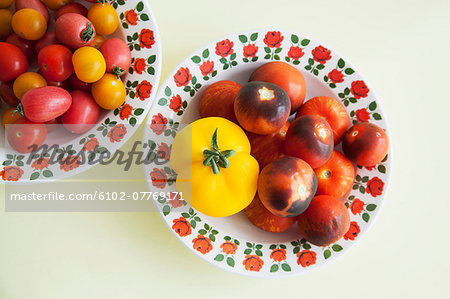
<box><xmin>0</xmin><ymin>0</ymin><xmax>161</xmax><ymax>182</ymax></box>
<box><xmin>143</xmin><ymin>29</ymin><xmax>391</xmax><ymax>277</ymax></box>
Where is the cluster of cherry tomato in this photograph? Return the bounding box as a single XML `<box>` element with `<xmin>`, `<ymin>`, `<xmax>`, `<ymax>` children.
<box><xmin>0</xmin><ymin>0</ymin><xmax>132</xmax><ymax>153</ymax></box>
<box><xmin>198</xmin><ymin>61</ymin><xmax>389</xmax><ymax>247</ymax></box>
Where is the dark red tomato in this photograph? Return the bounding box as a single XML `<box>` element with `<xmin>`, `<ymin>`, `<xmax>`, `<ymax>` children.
<box><xmin>297</xmin><ymin>195</ymin><xmax>350</xmax><ymax>247</ymax></box>
<box><xmin>0</xmin><ymin>81</ymin><xmax>20</xmax><ymax>106</ymax></box>
<box><xmin>314</xmin><ymin>150</ymin><xmax>355</xmax><ymax>201</ymax></box>
<box><xmin>47</xmin><ymin>79</ymin><xmax>71</xmax><ymax>90</ymax></box>
<box><xmin>15</xmin><ymin>0</ymin><xmax>50</xmax><ymax>24</ymax></box>
<box><xmin>7</xmin><ymin>117</ymin><xmax>47</xmax><ymax>153</ymax></box>
<box><xmin>44</xmin><ymin>116</ymin><xmax>60</xmax><ymax>132</ymax></box>
<box><xmin>35</xmin><ymin>32</ymin><xmax>60</xmax><ymax>53</ymax></box>
<box><xmin>61</xmin><ymin>90</ymin><xmax>99</xmax><ymax>133</ymax></box>
<box><xmin>244</xmin><ymin>194</ymin><xmax>296</xmax><ymax>233</ymax></box>
<box><xmin>258</xmin><ymin>156</ymin><xmax>317</xmax><ymax>218</ymax></box>
<box><xmin>343</xmin><ymin>122</ymin><xmax>389</xmax><ymax>167</ymax></box>
<box><xmin>6</xmin><ymin>33</ymin><xmax>35</xmax><ymax>61</ymax></box>
<box><xmin>21</xmin><ymin>86</ymin><xmax>72</xmax><ymax>122</ymax></box>
<box><xmin>99</xmin><ymin>37</ymin><xmax>132</xmax><ymax>76</ymax></box>
<box><xmin>55</xmin><ymin>13</ymin><xmax>95</xmax><ymax>48</ymax></box>
<box><xmin>296</xmin><ymin>96</ymin><xmax>350</xmax><ymax>145</ymax></box>
<box><xmin>234</xmin><ymin>81</ymin><xmax>290</xmax><ymax>135</ymax></box>
<box><xmin>285</xmin><ymin>115</ymin><xmax>334</xmax><ymax>168</ymax></box>
<box><xmin>0</xmin><ymin>42</ymin><xmax>28</xmax><ymax>82</ymax></box>
<box><xmin>249</xmin><ymin>61</ymin><xmax>306</xmax><ymax>113</ymax></box>
<box><xmin>199</xmin><ymin>80</ymin><xmax>241</xmax><ymax>123</ymax></box>
<box><xmin>246</xmin><ymin>121</ymin><xmax>289</xmax><ymax>169</ymax></box>
<box><xmin>38</xmin><ymin>44</ymin><xmax>73</xmax><ymax>82</ymax></box>
<box><xmin>55</xmin><ymin>2</ymin><xmax>88</xmax><ymax>19</ymax></box>
<box><xmin>69</xmin><ymin>73</ymin><xmax>91</xmax><ymax>92</ymax></box>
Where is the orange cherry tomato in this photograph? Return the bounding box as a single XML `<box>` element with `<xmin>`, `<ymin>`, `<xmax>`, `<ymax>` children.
<box><xmin>0</xmin><ymin>0</ymin><xmax>13</xmax><ymax>9</ymax></box>
<box><xmin>11</xmin><ymin>9</ymin><xmax>47</xmax><ymax>40</ymax></box>
<box><xmin>13</xmin><ymin>72</ymin><xmax>47</xmax><ymax>99</ymax></box>
<box><xmin>42</xmin><ymin>0</ymin><xmax>73</xmax><ymax>11</ymax></box>
<box><xmin>89</xmin><ymin>34</ymin><xmax>105</xmax><ymax>49</ymax></box>
<box><xmin>0</xmin><ymin>9</ymin><xmax>12</xmax><ymax>40</ymax></box>
<box><xmin>72</xmin><ymin>46</ymin><xmax>106</xmax><ymax>83</ymax></box>
<box><xmin>2</xmin><ymin>107</ymin><xmax>22</xmax><ymax>128</ymax></box>
<box><xmin>92</xmin><ymin>73</ymin><xmax>125</xmax><ymax>110</ymax></box>
<box><xmin>87</xmin><ymin>3</ymin><xmax>119</xmax><ymax>35</ymax></box>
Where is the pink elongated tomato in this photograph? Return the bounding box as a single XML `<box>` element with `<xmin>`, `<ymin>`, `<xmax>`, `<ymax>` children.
<box><xmin>61</xmin><ymin>90</ymin><xmax>99</xmax><ymax>133</ymax></box>
<box><xmin>99</xmin><ymin>38</ymin><xmax>131</xmax><ymax>76</ymax></box>
<box><xmin>15</xmin><ymin>0</ymin><xmax>50</xmax><ymax>24</ymax></box>
<box><xmin>55</xmin><ymin>13</ymin><xmax>95</xmax><ymax>48</ymax></box>
<box><xmin>21</xmin><ymin>86</ymin><xmax>72</xmax><ymax>122</ymax></box>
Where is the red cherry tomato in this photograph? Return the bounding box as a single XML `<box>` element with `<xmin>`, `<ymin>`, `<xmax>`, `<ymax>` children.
<box><xmin>314</xmin><ymin>150</ymin><xmax>355</xmax><ymax>201</ymax></box>
<box><xmin>21</xmin><ymin>86</ymin><xmax>72</xmax><ymax>122</ymax></box>
<box><xmin>296</xmin><ymin>96</ymin><xmax>350</xmax><ymax>145</ymax></box>
<box><xmin>6</xmin><ymin>33</ymin><xmax>35</xmax><ymax>61</ymax></box>
<box><xmin>38</xmin><ymin>44</ymin><xmax>73</xmax><ymax>82</ymax></box>
<box><xmin>47</xmin><ymin>79</ymin><xmax>71</xmax><ymax>90</ymax></box>
<box><xmin>342</xmin><ymin>122</ymin><xmax>389</xmax><ymax>167</ymax></box>
<box><xmin>0</xmin><ymin>81</ymin><xmax>20</xmax><ymax>106</ymax></box>
<box><xmin>35</xmin><ymin>31</ymin><xmax>60</xmax><ymax>53</ymax></box>
<box><xmin>44</xmin><ymin>116</ymin><xmax>60</xmax><ymax>132</ymax></box>
<box><xmin>249</xmin><ymin>61</ymin><xmax>306</xmax><ymax>113</ymax></box>
<box><xmin>55</xmin><ymin>2</ymin><xmax>87</xmax><ymax>19</ymax></box>
<box><xmin>0</xmin><ymin>42</ymin><xmax>28</xmax><ymax>82</ymax></box>
<box><xmin>69</xmin><ymin>73</ymin><xmax>91</xmax><ymax>93</ymax></box>
<box><xmin>61</xmin><ymin>90</ymin><xmax>100</xmax><ymax>133</ymax></box>
<box><xmin>198</xmin><ymin>80</ymin><xmax>241</xmax><ymax>123</ymax></box>
<box><xmin>7</xmin><ymin>117</ymin><xmax>47</xmax><ymax>153</ymax></box>
<box><xmin>99</xmin><ymin>38</ymin><xmax>132</xmax><ymax>76</ymax></box>
<box><xmin>55</xmin><ymin>13</ymin><xmax>95</xmax><ymax>48</ymax></box>
<box><xmin>285</xmin><ymin>115</ymin><xmax>334</xmax><ymax>168</ymax></box>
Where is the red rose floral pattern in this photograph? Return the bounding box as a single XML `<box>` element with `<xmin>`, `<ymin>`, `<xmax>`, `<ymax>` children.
<box><xmin>350</xmin><ymin>198</ymin><xmax>365</xmax><ymax>215</ymax></box>
<box><xmin>172</xmin><ymin>217</ymin><xmax>191</xmax><ymax>237</ymax></box>
<box><xmin>0</xmin><ymin>166</ymin><xmax>24</xmax><ymax>181</ymax></box>
<box><xmin>31</xmin><ymin>157</ymin><xmax>49</xmax><ymax>170</ymax></box>
<box><xmin>215</xmin><ymin>39</ymin><xmax>234</xmax><ymax>57</ymax></box>
<box><xmin>297</xmin><ymin>250</ymin><xmax>317</xmax><ymax>268</ymax></box>
<box><xmin>270</xmin><ymin>248</ymin><xmax>287</xmax><ymax>262</ymax></box>
<box><xmin>243</xmin><ymin>44</ymin><xmax>258</xmax><ymax>58</ymax></box>
<box><xmin>107</xmin><ymin>124</ymin><xmax>127</xmax><ymax>143</ymax></box>
<box><xmin>169</xmin><ymin>95</ymin><xmax>182</xmax><ymax>112</ymax></box>
<box><xmin>288</xmin><ymin>46</ymin><xmax>304</xmax><ymax>61</ymax></box>
<box><xmin>344</xmin><ymin>221</ymin><xmax>361</xmax><ymax>241</ymax></box>
<box><xmin>366</xmin><ymin>176</ymin><xmax>384</xmax><ymax>197</ymax></box>
<box><xmin>133</xmin><ymin>58</ymin><xmax>146</xmax><ymax>74</ymax></box>
<box><xmin>173</xmin><ymin>67</ymin><xmax>192</xmax><ymax>87</ymax></box>
<box><xmin>192</xmin><ymin>235</ymin><xmax>213</xmax><ymax>254</ymax></box>
<box><xmin>328</xmin><ymin>69</ymin><xmax>344</xmax><ymax>83</ymax></box>
<box><xmin>150</xmin><ymin>167</ymin><xmax>167</xmax><ymax>189</ymax></box>
<box><xmin>199</xmin><ymin>60</ymin><xmax>214</xmax><ymax>76</ymax></box>
<box><xmin>157</xmin><ymin>142</ymin><xmax>170</xmax><ymax>161</ymax></box>
<box><xmin>243</xmin><ymin>255</ymin><xmax>264</xmax><ymax>272</ymax></box>
<box><xmin>150</xmin><ymin>113</ymin><xmax>167</xmax><ymax>135</ymax></box>
<box><xmin>83</xmin><ymin>137</ymin><xmax>99</xmax><ymax>152</ymax></box>
<box><xmin>350</xmin><ymin>80</ymin><xmax>369</xmax><ymax>99</ymax></box>
<box><xmin>124</xmin><ymin>9</ymin><xmax>138</xmax><ymax>25</ymax></box>
<box><xmin>136</xmin><ymin>80</ymin><xmax>152</xmax><ymax>101</ymax></box>
<box><xmin>264</xmin><ymin>31</ymin><xmax>283</xmax><ymax>48</ymax></box>
<box><xmin>311</xmin><ymin>45</ymin><xmax>332</xmax><ymax>64</ymax></box>
<box><xmin>59</xmin><ymin>156</ymin><xmax>81</xmax><ymax>172</ymax></box>
<box><xmin>119</xmin><ymin>104</ymin><xmax>133</xmax><ymax>120</ymax></box>
<box><xmin>139</xmin><ymin>28</ymin><xmax>155</xmax><ymax>49</ymax></box>
<box><xmin>355</xmin><ymin>108</ymin><xmax>370</xmax><ymax>122</ymax></box>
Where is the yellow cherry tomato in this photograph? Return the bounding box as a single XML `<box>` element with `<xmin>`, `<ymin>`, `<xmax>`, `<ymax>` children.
<box><xmin>72</xmin><ymin>46</ymin><xmax>106</xmax><ymax>83</ymax></box>
<box><xmin>90</xmin><ymin>34</ymin><xmax>105</xmax><ymax>49</ymax></box>
<box><xmin>171</xmin><ymin>117</ymin><xmax>260</xmax><ymax>217</ymax></box>
<box><xmin>91</xmin><ymin>73</ymin><xmax>125</xmax><ymax>110</ymax></box>
<box><xmin>11</xmin><ymin>9</ymin><xmax>47</xmax><ymax>40</ymax></box>
<box><xmin>42</xmin><ymin>0</ymin><xmax>73</xmax><ymax>11</ymax></box>
<box><xmin>0</xmin><ymin>0</ymin><xmax>13</xmax><ymax>9</ymax></box>
<box><xmin>2</xmin><ymin>107</ymin><xmax>22</xmax><ymax>128</ymax></box>
<box><xmin>0</xmin><ymin>9</ymin><xmax>12</xmax><ymax>40</ymax></box>
<box><xmin>13</xmin><ymin>72</ymin><xmax>47</xmax><ymax>100</ymax></box>
<box><xmin>87</xmin><ymin>3</ymin><xmax>119</xmax><ymax>36</ymax></box>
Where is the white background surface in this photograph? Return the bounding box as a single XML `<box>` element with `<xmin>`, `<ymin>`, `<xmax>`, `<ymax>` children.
<box><xmin>1</xmin><ymin>0</ymin><xmax>450</xmax><ymax>298</ymax></box>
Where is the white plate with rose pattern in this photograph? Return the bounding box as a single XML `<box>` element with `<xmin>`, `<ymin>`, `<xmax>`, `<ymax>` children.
<box><xmin>0</xmin><ymin>0</ymin><xmax>161</xmax><ymax>182</ymax></box>
<box><xmin>143</xmin><ymin>29</ymin><xmax>391</xmax><ymax>277</ymax></box>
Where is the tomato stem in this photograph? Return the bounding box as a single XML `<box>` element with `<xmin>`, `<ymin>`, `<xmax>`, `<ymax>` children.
<box><xmin>112</xmin><ymin>66</ymin><xmax>125</xmax><ymax>79</ymax></box>
<box><xmin>81</xmin><ymin>22</ymin><xmax>95</xmax><ymax>43</ymax></box>
<box><xmin>12</xmin><ymin>104</ymin><xmax>24</xmax><ymax>117</ymax></box>
<box><xmin>202</xmin><ymin>128</ymin><xmax>235</xmax><ymax>174</ymax></box>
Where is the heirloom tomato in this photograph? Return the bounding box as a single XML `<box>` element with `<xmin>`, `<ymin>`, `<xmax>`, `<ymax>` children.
<box><xmin>72</xmin><ymin>46</ymin><xmax>105</xmax><ymax>83</ymax></box>
<box><xmin>6</xmin><ymin>117</ymin><xmax>47</xmax><ymax>153</ymax></box>
<box><xmin>11</xmin><ymin>8</ymin><xmax>47</xmax><ymax>40</ymax></box>
<box><xmin>91</xmin><ymin>73</ymin><xmax>125</xmax><ymax>110</ymax></box>
<box><xmin>87</xmin><ymin>3</ymin><xmax>118</xmax><ymax>36</ymax></box>
<box><xmin>13</xmin><ymin>72</ymin><xmax>47</xmax><ymax>99</ymax></box>
<box><xmin>0</xmin><ymin>42</ymin><xmax>28</xmax><ymax>82</ymax></box>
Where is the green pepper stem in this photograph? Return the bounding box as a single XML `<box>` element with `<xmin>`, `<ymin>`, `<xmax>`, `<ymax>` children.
<box><xmin>202</xmin><ymin>128</ymin><xmax>235</xmax><ymax>174</ymax></box>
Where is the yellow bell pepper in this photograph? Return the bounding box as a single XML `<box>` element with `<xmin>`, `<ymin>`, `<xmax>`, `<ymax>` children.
<box><xmin>170</xmin><ymin>117</ymin><xmax>259</xmax><ymax>217</ymax></box>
